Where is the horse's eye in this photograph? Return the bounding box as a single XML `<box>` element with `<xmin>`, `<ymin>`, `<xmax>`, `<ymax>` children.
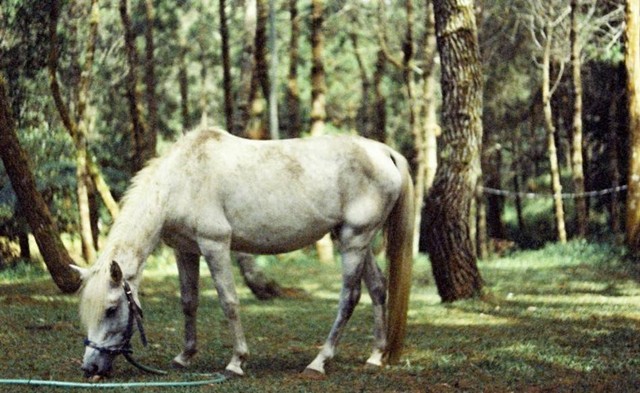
<box><xmin>105</xmin><ymin>306</ymin><xmax>118</xmax><ymax>318</ymax></box>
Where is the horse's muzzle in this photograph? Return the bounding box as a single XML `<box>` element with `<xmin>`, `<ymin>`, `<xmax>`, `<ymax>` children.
<box><xmin>81</xmin><ymin>349</ymin><xmax>115</xmax><ymax>378</ymax></box>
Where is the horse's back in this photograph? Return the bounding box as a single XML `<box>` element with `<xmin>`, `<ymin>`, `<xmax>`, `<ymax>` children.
<box><xmin>163</xmin><ymin>128</ymin><xmax>404</xmax><ymax>254</ymax></box>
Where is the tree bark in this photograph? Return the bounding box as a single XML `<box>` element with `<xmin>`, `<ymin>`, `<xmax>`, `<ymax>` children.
<box><xmin>234</xmin><ymin>0</ymin><xmax>258</xmax><ymax>136</ymax></box>
<box><xmin>143</xmin><ymin>0</ymin><xmax>158</xmax><ymax>151</ymax></box>
<box><xmin>308</xmin><ymin>0</ymin><xmax>334</xmax><ymax>263</ymax></box>
<box><xmin>625</xmin><ymin>0</ymin><xmax>640</xmax><ymax>252</ymax></box>
<box><xmin>246</xmin><ymin>0</ymin><xmax>269</xmax><ymax>140</ymax></box>
<box><xmin>219</xmin><ymin>0</ymin><xmax>234</xmax><ymax>131</ymax></box>
<box><xmin>570</xmin><ymin>0</ymin><xmax>587</xmax><ymax>237</ymax></box>
<box><xmin>542</xmin><ymin>22</ymin><xmax>567</xmax><ymax>244</ymax></box>
<box><xmin>285</xmin><ymin>0</ymin><xmax>301</xmax><ymax>138</ymax></box>
<box><xmin>120</xmin><ymin>0</ymin><xmax>150</xmax><ymax>173</ymax></box>
<box><xmin>310</xmin><ymin>0</ymin><xmax>326</xmax><ymax>137</ymax></box>
<box><xmin>0</xmin><ymin>76</ymin><xmax>81</xmax><ymax>293</ymax></box>
<box><xmin>423</xmin><ymin>0</ymin><xmax>484</xmax><ymax>302</ymax></box>
<box><xmin>48</xmin><ymin>0</ymin><xmax>98</xmax><ymax>263</ymax></box>
<box><xmin>268</xmin><ymin>0</ymin><xmax>279</xmax><ymax>140</ymax></box>
<box><xmin>371</xmin><ymin>49</ymin><xmax>387</xmax><ymax>142</ymax></box>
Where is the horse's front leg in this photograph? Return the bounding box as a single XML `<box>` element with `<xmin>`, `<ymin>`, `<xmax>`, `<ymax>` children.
<box><xmin>199</xmin><ymin>238</ymin><xmax>249</xmax><ymax>377</ymax></box>
<box><xmin>172</xmin><ymin>250</ymin><xmax>201</xmax><ymax>367</ymax></box>
<box><xmin>304</xmin><ymin>248</ymin><xmax>366</xmax><ymax>376</ymax></box>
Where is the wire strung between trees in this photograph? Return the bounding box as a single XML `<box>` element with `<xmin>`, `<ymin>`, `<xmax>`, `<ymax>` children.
<box><xmin>479</xmin><ymin>185</ymin><xmax>628</xmax><ymax>199</ymax></box>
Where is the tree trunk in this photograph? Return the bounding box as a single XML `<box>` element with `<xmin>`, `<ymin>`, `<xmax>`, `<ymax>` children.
<box><xmin>234</xmin><ymin>0</ymin><xmax>257</xmax><ymax>136</ymax></box>
<box><xmin>48</xmin><ymin>0</ymin><xmax>98</xmax><ymax>263</ymax></box>
<box><xmin>308</xmin><ymin>0</ymin><xmax>334</xmax><ymax>263</ymax></box>
<box><xmin>246</xmin><ymin>0</ymin><xmax>269</xmax><ymax>140</ymax></box>
<box><xmin>120</xmin><ymin>0</ymin><xmax>150</xmax><ymax>173</ymax></box>
<box><xmin>542</xmin><ymin>23</ymin><xmax>567</xmax><ymax>244</ymax></box>
<box><xmin>625</xmin><ymin>0</ymin><xmax>640</xmax><ymax>252</ymax></box>
<box><xmin>570</xmin><ymin>0</ymin><xmax>587</xmax><ymax>237</ymax></box>
<box><xmin>0</xmin><ymin>76</ymin><xmax>81</xmax><ymax>293</ymax></box>
<box><xmin>236</xmin><ymin>253</ymin><xmax>284</xmax><ymax>300</ymax></box>
<box><xmin>178</xmin><ymin>39</ymin><xmax>189</xmax><ymax>132</ymax></box>
<box><xmin>268</xmin><ymin>0</ymin><xmax>279</xmax><ymax>140</ymax></box>
<box><xmin>371</xmin><ymin>49</ymin><xmax>387</xmax><ymax>143</ymax></box>
<box><xmin>609</xmin><ymin>91</ymin><xmax>622</xmax><ymax>233</ymax></box>
<box><xmin>310</xmin><ymin>0</ymin><xmax>326</xmax><ymax>137</ymax></box>
<box><xmin>349</xmin><ymin>29</ymin><xmax>371</xmax><ymax>137</ymax></box>
<box><xmin>423</xmin><ymin>0</ymin><xmax>484</xmax><ymax>302</ymax></box>
<box><xmin>143</xmin><ymin>0</ymin><xmax>158</xmax><ymax>152</ymax></box>
<box><xmin>285</xmin><ymin>0</ymin><xmax>301</xmax><ymax>138</ymax></box>
<box><xmin>219</xmin><ymin>0</ymin><xmax>234</xmax><ymax>132</ymax></box>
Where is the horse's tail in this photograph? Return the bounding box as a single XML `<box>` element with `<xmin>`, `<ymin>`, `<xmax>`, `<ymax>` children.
<box><xmin>384</xmin><ymin>150</ymin><xmax>415</xmax><ymax>364</ymax></box>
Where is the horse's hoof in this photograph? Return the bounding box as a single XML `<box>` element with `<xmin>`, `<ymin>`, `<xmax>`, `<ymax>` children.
<box><xmin>300</xmin><ymin>367</ymin><xmax>327</xmax><ymax>380</ymax></box>
<box><xmin>222</xmin><ymin>369</ymin><xmax>244</xmax><ymax>379</ymax></box>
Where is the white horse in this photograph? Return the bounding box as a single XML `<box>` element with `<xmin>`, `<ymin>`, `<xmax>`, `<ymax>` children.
<box><xmin>74</xmin><ymin>127</ymin><xmax>414</xmax><ymax>379</ymax></box>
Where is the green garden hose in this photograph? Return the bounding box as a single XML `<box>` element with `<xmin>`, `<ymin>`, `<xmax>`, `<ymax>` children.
<box><xmin>0</xmin><ymin>373</ymin><xmax>227</xmax><ymax>388</ymax></box>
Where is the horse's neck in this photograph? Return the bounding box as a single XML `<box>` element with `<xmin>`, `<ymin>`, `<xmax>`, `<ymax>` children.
<box><xmin>100</xmin><ymin>178</ymin><xmax>166</xmax><ymax>281</ymax></box>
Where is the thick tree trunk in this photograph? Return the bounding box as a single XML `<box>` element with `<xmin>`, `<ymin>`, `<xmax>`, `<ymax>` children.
<box><xmin>542</xmin><ymin>23</ymin><xmax>567</xmax><ymax>244</ymax></box>
<box><xmin>423</xmin><ymin>0</ymin><xmax>484</xmax><ymax>302</ymax></box>
<box><xmin>219</xmin><ymin>0</ymin><xmax>234</xmax><ymax>131</ymax></box>
<box><xmin>0</xmin><ymin>77</ymin><xmax>81</xmax><ymax>293</ymax></box>
<box><xmin>625</xmin><ymin>0</ymin><xmax>640</xmax><ymax>251</ymax></box>
<box><xmin>285</xmin><ymin>0</ymin><xmax>301</xmax><ymax>138</ymax></box>
<box><xmin>120</xmin><ymin>0</ymin><xmax>150</xmax><ymax>173</ymax></box>
<box><xmin>236</xmin><ymin>253</ymin><xmax>283</xmax><ymax>300</ymax></box>
<box><xmin>570</xmin><ymin>0</ymin><xmax>587</xmax><ymax>237</ymax></box>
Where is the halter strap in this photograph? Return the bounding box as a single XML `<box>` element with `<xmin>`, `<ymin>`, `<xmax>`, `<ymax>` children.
<box><xmin>83</xmin><ymin>281</ymin><xmax>145</xmax><ymax>356</ymax></box>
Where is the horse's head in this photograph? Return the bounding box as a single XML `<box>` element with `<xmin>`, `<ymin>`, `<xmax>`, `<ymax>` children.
<box><xmin>75</xmin><ymin>261</ymin><xmax>141</xmax><ymax>378</ymax></box>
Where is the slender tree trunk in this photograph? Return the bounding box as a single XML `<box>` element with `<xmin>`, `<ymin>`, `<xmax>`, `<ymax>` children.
<box><xmin>371</xmin><ymin>49</ymin><xmax>387</xmax><ymax>142</ymax></box>
<box><xmin>349</xmin><ymin>29</ymin><xmax>371</xmax><ymax>137</ymax></box>
<box><xmin>570</xmin><ymin>0</ymin><xmax>587</xmax><ymax>237</ymax></box>
<box><xmin>246</xmin><ymin>0</ymin><xmax>269</xmax><ymax>140</ymax></box>
<box><xmin>625</xmin><ymin>0</ymin><xmax>640</xmax><ymax>252</ymax></box>
<box><xmin>268</xmin><ymin>0</ymin><xmax>279</xmax><ymax>140</ymax></box>
<box><xmin>609</xmin><ymin>91</ymin><xmax>622</xmax><ymax>233</ymax></box>
<box><xmin>0</xmin><ymin>76</ymin><xmax>81</xmax><ymax>293</ymax></box>
<box><xmin>143</xmin><ymin>0</ymin><xmax>158</xmax><ymax>152</ymax></box>
<box><xmin>423</xmin><ymin>0</ymin><xmax>484</xmax><ymax>302</ymax></box>
<box><xmin>309</xmin><ymin>0</ymin><xmax>334</xmax><ymax>263</ymax></box>
<box><xmin>219</xmin><ymin>0</ymin><xmax>234</xmax><ymax>131</ymax></box>
<box><xmin>511</xmin><ymin>126</ymin><xmax>525</xmax><ymax>231</ymax></box>
<box><xmin>234</xmin><ymin>0</ymin><xmax>257</xmax><ymax>136</ymax></box>
<box><xmin>285</xmin><ymin>0</ymin><xmax>301</xmax><ymax>138</ymax></box>
<box><xmin>310</xmin><ymin>0</ymin><xmax>326</xmax><ymax>137</ymax></box>
<box><xmin>542</xmin><ymin>23</ymin><xmax>567</xmax><ymax>244</ymax></box>
<box><xmin>179</xmin><ymin>39</ymin><xmax>190</xmax><ymax>133</ymax></box>
<box><xmin>48</xmin><ymin>0</ymin><xmax>97</xmax><ymax>263</ymax></box>
<box><xmin>120</xmin><ymin>0</ymin><xmax>149</xmax><ymax>173</ymax></box>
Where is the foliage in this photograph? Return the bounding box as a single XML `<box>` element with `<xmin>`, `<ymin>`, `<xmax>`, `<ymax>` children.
<box><xmin>0</xmin><ymin>242</ymin><xmax>638</xmax><ymax>391</ymax></box>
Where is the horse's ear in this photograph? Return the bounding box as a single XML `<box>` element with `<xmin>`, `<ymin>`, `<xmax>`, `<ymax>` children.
<box><xmin>110</xmin><ymin>261</ymin><xmax>123</xmax><ymax>285</ymax></box>
<box><xmin>70</xmin><ymin>264</ymin><xmax>90</xmax><ymax>282</ymax></box>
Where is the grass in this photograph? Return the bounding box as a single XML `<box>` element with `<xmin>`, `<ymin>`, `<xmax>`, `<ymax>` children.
<box><xmin>0</xmin><ymin>241</ymin><xmax>639</xmax><ymax>392</ymax></box>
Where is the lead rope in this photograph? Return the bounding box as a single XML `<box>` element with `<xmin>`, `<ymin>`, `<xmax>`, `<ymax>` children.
<box><xmin>0</xmin><ymin>282</ymin><xmax>228</xmax><ymax>388</ymax></box>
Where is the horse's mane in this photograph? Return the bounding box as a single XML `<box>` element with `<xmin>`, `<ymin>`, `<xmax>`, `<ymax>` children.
<box><xmin>79</xmin><ymin>156</ymin><xmax>165</xmax><ymax>329</ymax></box>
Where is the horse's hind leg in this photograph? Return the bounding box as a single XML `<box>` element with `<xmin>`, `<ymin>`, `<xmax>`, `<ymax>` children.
<box><xmin>172</xmin><ymin>250</ymin><xmax>200</xmax><ymax>367</ymax></box>
<box><xmin>363</xmin><ymin>250</ymin><xmax>387</xmax><ymax>367</ymax></box>
<box><xmin>305</xmin><ymin>246</ymin><xmax>366</xmax><ymax>375</ymax></box>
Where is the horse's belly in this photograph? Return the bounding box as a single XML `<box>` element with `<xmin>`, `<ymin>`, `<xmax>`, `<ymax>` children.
<box><xmin>229</xmin><ymin>220</ymin><xmax>334</xmax><ymax>254</ymax></box>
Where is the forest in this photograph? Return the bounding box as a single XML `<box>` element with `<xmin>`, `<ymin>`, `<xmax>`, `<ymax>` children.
<box><xmin>0</xmin><ymin>0</ymin><xmax>639</xmax><ymax>391</ymax></box>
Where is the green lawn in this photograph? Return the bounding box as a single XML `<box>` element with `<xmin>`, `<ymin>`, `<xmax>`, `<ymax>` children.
<box><xmin>1</xmin><ymin>241</ymin><xmax>639</xmax><ymax>392</ymax></box>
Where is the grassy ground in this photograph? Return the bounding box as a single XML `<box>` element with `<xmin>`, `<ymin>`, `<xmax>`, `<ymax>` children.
<box><xmin>0</xmin><ymin>241</ymin><xmax>639</xmax><ymax>392</ymax></box>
